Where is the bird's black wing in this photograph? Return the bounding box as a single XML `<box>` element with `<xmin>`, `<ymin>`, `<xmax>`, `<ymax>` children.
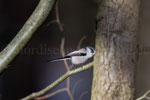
<box><xmin>67</xmin><ymin>53</ymin><xmax>86</xmax><ymax>56</ymax></box>
<box><xmin>67</xmin><ymin>49</ymin><xmax>87</xmax><ymax>57</ymax></box>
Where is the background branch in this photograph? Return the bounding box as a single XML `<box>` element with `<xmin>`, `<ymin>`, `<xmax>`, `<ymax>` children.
<box><xmin>35</xmin><ymin>88</ymin><xmax>67</xmax><ymax>100</ymax></box>
<box><xmin>60</xmin><ymin>38</ymin><xmax>73</xmax><ymax>100</ymax></box>
<box><xmin>136</xmin><ymin>90</ymin><xmax>150</xmax><ymax>100</ymax></box>
<box><xmin>47</xmin><ymin>0</ymin><xmax>64</xmax><ymax>31</ymax></box>
<box><xmin>0</xmin><ymin>0</ymin><xmax>56</xmax><ymax>73</ymax></box>
<box><xmin>72</xmin><ymin>80</ymin><xmax>82</xmax><ymax>96</ymax></box>
<box><xmin>21</xmin><ymin>62</ymin><xmax>93</xmax><ymax>100</ymax></box>
<box><xmin>77</xmin><ymin>36</ymin><xmax>86</xmax><ymax>49</ymax></box>
<box><xmin>79</xmin><ymin>91</ymin><xmax>88</xmax><ymax>100</ymax></box>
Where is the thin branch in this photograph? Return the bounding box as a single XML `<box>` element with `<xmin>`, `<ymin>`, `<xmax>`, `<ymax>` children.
<box><xmin>55</xmin><ymin>0</ymin><xmax>64</xmax><ymax>31</ymax></box>
<box><xmin>35</xmin><ymin>88</ymin><xmax>67</xmax><ymax>100</ymax></box>
<box><xmin>145</xmin><ymin>96</ymin><xmax>150</xmax><ymax>100</ymax></box>
<box><xmin>79</xmin><ymin>91</ymin><xmax>88</xmax><ymax>100</ymax></box>
<box><xmin>21</xmin><ymin>62</ymin><xmax>93</xmax><ymax>100</ymax></box>
<box><xmin>0</xmin><ymin>0</ymin><xmax>56</xmax><ymax>73</ymax></box>
<box><xmin>72</xmin><ymin>80</ymin><xmax>82</xmax><ymax>96</ymax></box>
<box><xmin>69</xmin><ymin>64</ymin><xmax>74</xmax><ymax>70</ymax></box>
<box><xmin>136</xmin><ymin>90</ymin><xmax>150</xmax><ymax>100</ymax></box>
<box><xmin>77</xmin><ymin>35</ymin><xmax>86</xmax><ymax>49</ymax></box>
<box><xmin>60</xmin><ymin>38</ymin><xmax>73</xmax><ymax>100</ymax></box>
<box><xmin>60</xmin><ymin>38</ymin><xmax>70</xmax><ymax>71</ymax></box>
<box><xmin>47</xmin><ymin>0</ymin><xmax>63</xmax><ymax>31</ymax></box>
<box><xmin>67</xmin><ymin>89</ymin><xmax>74</xmax><ymax>100</ymax></box>
<box><xmin>47</xmin><ymin>20</ymin><xmax>57</xmax><ymax>25</ymax></box>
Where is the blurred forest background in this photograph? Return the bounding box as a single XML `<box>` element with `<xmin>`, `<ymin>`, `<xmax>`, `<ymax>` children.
<box><xmin>0</xmin><ymin>0</ymin><xmax>149</xmax><ymax>100</ymax></box>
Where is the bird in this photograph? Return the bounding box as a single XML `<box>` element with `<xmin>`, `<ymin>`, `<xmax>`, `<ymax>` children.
<box><xmin>47</xmin><ymin>46</ymin><xmax>95</xmax><ymax>65</ymax></box>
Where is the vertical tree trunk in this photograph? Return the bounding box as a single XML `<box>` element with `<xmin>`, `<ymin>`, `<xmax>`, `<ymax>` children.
<box><xmin>91</xmin><ymin>0</ymin><xmax>139</xmax><ymax>100</ymax></box>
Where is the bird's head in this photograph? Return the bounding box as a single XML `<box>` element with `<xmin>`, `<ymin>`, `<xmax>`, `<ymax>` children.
<box><xmin>86</xmin><ymin>46</ymin><xmax>95</xmax><ymax>58</ymax></box>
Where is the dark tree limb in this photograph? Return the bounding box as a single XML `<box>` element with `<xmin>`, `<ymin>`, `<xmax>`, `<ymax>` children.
<box><xmin>0</xmin><ymin>0</ymin><xmax>56</xmax><ymax>73</ymax></box>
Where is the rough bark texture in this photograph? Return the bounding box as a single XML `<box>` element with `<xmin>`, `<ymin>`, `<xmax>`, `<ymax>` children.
<box><xmin>91</xmin><ymin>0</ymin><xmax>139</xmax><ymax>100</ymax></box>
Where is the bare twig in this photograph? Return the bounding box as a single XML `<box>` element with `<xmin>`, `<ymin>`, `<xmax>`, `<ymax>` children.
<box><xmin>60</xmin><ymin>38</ymin><xmax>70</xmax><ymax>71</ymax></box>
<box><xmin>136</xmin><ymin>90</ymin><xmax>150</xmax><ymax>100</ymax></box>
<box><xmin>145</xmin><ymin>96</ymin><xmax>150</xmax><ymax>100</ymax></box>
<box><xmin>79</xmin><ymin>91</ymin><xmax>88</xmax><ymax>100</ymax></box>
<box><xmin>47</xmin><ymin>0</ymin><xmax>63</xmax><ymax>31</ymax></box>
<box><xmin>67</xmin><ymin>89</ymin><xmax>74</xmax><ymax>100</ymax></box>
<box><xmin>0</xmin><ymin>0</ymin><xmax>56</xmax><ymax>73</ymax></box>
<box><xmin>60</xmin><ymin>38</ymin><xmax>73</xmax><ymax>100</ymax></box>
<box><xmin>72</xmin><ymin>80</ymin><xmax>82</xmax><ymax>96</ymax></box>
<box><xmin>77</xmin><ymin>36</ymin><xmax>86</xmax><ymax>49</ymax></box>
<box><xmin>55</xmin><ymin>0</ymin><xmax>64</xmax><ymax>31</ymax></box>
<box><xmin>35</xmin><ymin>88</ymin><xmax>67</xmax><ymax>100</ymax></box>
<box><xmin>21</xmin><ymin>62</ymin><xmax>93</xmax><ymax>100</ymax></box>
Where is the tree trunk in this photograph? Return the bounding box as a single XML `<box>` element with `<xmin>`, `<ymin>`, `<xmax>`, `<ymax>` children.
<box><xmin>91</xmin><ymin>0</ymin><xmax>139</xmax><ymax>100</ymax></box>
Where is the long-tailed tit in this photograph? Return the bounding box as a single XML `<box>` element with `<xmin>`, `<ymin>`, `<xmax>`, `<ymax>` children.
<box><xmin>47</xmin><ymin>46</ymin><xmax>95</xmax><ymax>65</ymax></box>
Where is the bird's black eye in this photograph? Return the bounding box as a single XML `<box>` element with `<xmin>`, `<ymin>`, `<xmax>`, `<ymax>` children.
<box><xmin>90</xmin><ymin>49</ymin><xmax>94</xmax><ymax>53</ymax></box>
<box><xmin>88</xmin><ymin>47</ymin><xmax>94</xmax><ymax>54</ymax></box>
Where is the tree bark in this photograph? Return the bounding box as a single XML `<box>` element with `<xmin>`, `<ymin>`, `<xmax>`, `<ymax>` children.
<box><xmin>91</xmin><ymin>0</ymin><xmax>139</xmax><ymax>100</ymax></box>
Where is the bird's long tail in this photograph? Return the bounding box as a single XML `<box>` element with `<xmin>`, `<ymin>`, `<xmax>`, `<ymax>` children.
<box><xmin>47</xmin><ymin>56</ymin><xmax>71</xmax><ymax>62</ymax></box>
